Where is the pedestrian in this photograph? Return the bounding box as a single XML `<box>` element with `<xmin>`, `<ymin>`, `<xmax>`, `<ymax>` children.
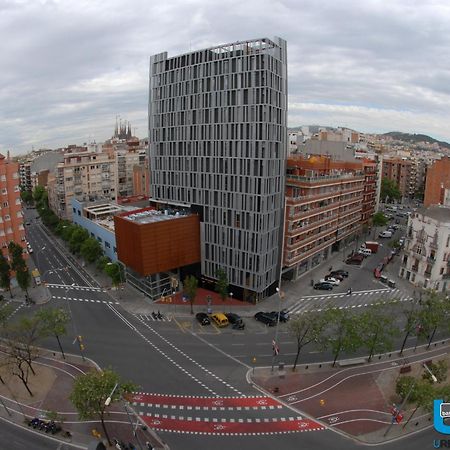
<box><xmin>347</xmin><ymin>288</ymin><xmax>352</xmax><ymax>295</ymax></box>
<box><xmin>329</xmin><ymin>266</ymin><xmax>332</xmax><ymax>272</ymax></box>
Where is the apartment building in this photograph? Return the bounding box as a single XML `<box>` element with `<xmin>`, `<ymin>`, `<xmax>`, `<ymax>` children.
<box><xmin>424</xmin><ymin>156</ymin><xmax>450</xmax><ymax>207</ymax></box>
<box><xmin>283</xmin><ymin>155</ymin><xmax>364</xmax><ymax>280</ymax></box>
<box><xmin>48</xmin><ymin>150</ymin><xmax>117</xmax><ymax>220</ymax></box>
<box><xmin>400</xmin><ymin>206</ymin><xmax>450</xmax><ymax>291</ymax></box>
<box><xmin>361</xmin><ymin>160</ymin><xmax>378</xmax><ymax>224</ymax></box>
<box><xmin>19</xmin><ymin>162</ymin><xmax>32</xmax><ymax>192</ymax></box>
<box><xmin>0</xmin><ymin>154</ymin><xmax>25</xmax><ymax>253</ymax></box>
<box><xmin>381</xmin><ymin>157</ymin><xmax>414</xmax><ymax>199</ymax></box>
<box><xmin>148</xmin><ymin>37</ymin><xmax>287</xmax><ymax>302</ymax></box>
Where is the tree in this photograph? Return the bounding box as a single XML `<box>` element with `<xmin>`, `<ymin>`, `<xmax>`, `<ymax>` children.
<box><xmin>372</xmin><ymin>212</ymin><xmax>388</xmax><ymax>238</ymax></box>
<box><xmin>104</xmin><ymin>262</ymin><xmax>122</xmax><ymax>288</ymax></box>
<box><xmin>96</xmin><ymin>256</ymin><xmax>111</xmax><ymax>272</ymax></box>
<box><xmin>80</xmin><ymin>237</ymin><xmax>103</xmax><ymax>263</ymax></box>
<box><xmin>36</xmin><ymin>308</ymin><xmax>70</xmax><ymax>359</ymax></box>
<box><xmin>3</xmin><ymin>315</ymin><xmax>44</xmax><ymax>396</ymax></box>
<box><xmin>184</xmin><ymin>275</ymin><xmax>198</xmax><ymax>315</ymax></box>
<box><xmin>0</xmin><ymin>252</ymin><xmax>12</xmax><ymax>298</ymax></box>
<box><xmin>16</xmin><ymin>267</ymin><xmax>31</xmax><ymax>299</ymax></box>
<box><xmin>70</xmin><ymin>368</ymin><xmax>137</xmax><ymax>446</ymax></box>
<box><xmin>418</xmin><ymin>290</ymin><xmax>446</xmax><ymax>349</ymax></box>
<box><xmin>380</xmin><ymin>177</ymin><xmax>401</xmax><ymax>203</ymax></box>
<box><xmin>215</xmin><ymin>268</ymin><xmax>229</xmax><ymax>302</ymax></box>
<box><xmin>20</xmin><ymin>190</ymin><xmax>33</xmax><ymax>204</ymax></box>
<box><xmin>288</xmin><ymin>311</ymin><xmax>326</xmax><ymax>371</ymax></box>
<box><xmin>69</xmin><ymin>227</ymin><xmax>89</xmax><ymax>255</ymax></box>
<box><xmin>61</xmin><ymin>223</ymin><xmax>77</xmax><ymax>242</ymax></box>
<box><xmin>399</xmin><ymin>302</ymin><xmax>420</xmax><ymax>355</ymax></box>
<box><xmin>32</xmin><ymin>186</ymin><xmax>46</xmax><ymax>204</ymax></box>
<box><xmin>359</xmin><ymin>304</ymin><xmax>397</xmax><ymax>361</ymax></box>
<box><xmin>8</xmin><ymin>242</ymin><xmax>26</xmax><ymax>272</ymax></box>
<box><xmin>320</xmin><ymin>309</ymin><xmax>362</xmax><ymax>367</ymax></box>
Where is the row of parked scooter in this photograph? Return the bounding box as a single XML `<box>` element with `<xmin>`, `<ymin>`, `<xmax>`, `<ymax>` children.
<box><xmin>28</xmin><ymin>417</ymin><xmax>61</xmax><ymax>434</ymax></box>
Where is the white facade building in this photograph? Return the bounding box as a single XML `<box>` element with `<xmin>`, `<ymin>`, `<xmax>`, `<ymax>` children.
<box><xmin>400</xmin><ymin>206</ymin><xmax>450</xmax><ymax>291</ymax></box>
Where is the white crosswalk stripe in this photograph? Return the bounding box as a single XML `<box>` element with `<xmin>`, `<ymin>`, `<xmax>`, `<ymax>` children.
<box><xmin>135</xmin><ymin>314</ymin><xmax>169</xmax><ymax>322</ymax></box>
<box><xmin>53</xmin><ymin>295</ymin><xmax>119</xmax><ymax>305</ymax></box>
<box><xmin>46</xmin><ymin>283</ymin><xmax>105</xmax><ymax>292</ymax></box>
<box><xmin>286</xmin><ymin>288</ymin><xmax>413</xmax><ymax>315</ymax></box>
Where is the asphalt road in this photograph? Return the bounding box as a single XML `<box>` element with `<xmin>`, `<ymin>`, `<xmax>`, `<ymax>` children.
<box><xmin>0</xmin><ymin>418</ymin><xmax>81</xmax><ymax>450</ymax></box>
<box><xmin>10</xmin><ymin>210</ymin><xmax>443</xmax><ymax>450</ymax></box>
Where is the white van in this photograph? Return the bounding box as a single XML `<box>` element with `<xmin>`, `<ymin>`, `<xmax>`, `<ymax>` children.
<box><xmin>358</xmin><ymin>248</ymin><xmax>372</xmax><ymax>257</ymax></box>
<box><xmin>379</xmin><ymin>230</ymin><xmax>393</xmax><ymax>238</ymax></box>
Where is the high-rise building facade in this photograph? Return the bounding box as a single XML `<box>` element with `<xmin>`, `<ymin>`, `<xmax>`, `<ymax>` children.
<box><xmin>148</xmin><ymin>38</ymin><xmax>287</xmax><ymax>301</ymax></box>
<box><xmin>0</xmin><ymin>154</ymin><xmax>25</xmax><ymax>253</ymax></box>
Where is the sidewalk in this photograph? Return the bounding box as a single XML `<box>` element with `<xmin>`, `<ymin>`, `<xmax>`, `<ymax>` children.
<box><xmin>0</xmin><ymin>349</ymin><xmax>168</xmax><ymax>450</ymax></box>
<box><xmin>249</xmin><ymin>342</ymin><xmax>447</xmax><ymax>445</ymax></box>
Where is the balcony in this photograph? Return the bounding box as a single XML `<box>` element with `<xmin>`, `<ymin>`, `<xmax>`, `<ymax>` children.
<box><xmin>427</xmin><ymin>256</ymin><xmax>436</xmax><ymax>264</ymax></box>
<box><xmin>285</xmin><ymin>238</ymin><xmax>334</xmax><ymax>266</ymax></box>
<box><xmin>287</xmin><ymin>227</ymin><xmax>337</xmax><ymax>250</ymax></box>
<box><xmin>288</xmin><ymin>215</ymin><xmax>338</xmax><ymax>237</ymax></box>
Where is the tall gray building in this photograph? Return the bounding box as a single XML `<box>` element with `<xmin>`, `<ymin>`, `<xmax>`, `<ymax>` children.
<box><xmin>148</xmin><ymin>37</ymin><xmax>287</xmax><ymax>302</ymax></box>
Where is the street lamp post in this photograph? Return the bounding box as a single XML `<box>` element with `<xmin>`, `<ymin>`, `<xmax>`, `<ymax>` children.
<box><xmin>271</xmin><ymin>287</ymin><xmax>282</xmax><ymax>373</ymax></box>
<box><xmin>229</xmin><ymin>292</ymin><xmax>233</xmax><ymax>312</ymax></box>
<box><xmin>105</xmin><ymin>383</ymin><xmax>144</xmax><ymax>450</ymax></box>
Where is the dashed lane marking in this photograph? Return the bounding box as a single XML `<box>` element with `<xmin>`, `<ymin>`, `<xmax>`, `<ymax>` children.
<box><xmin>140</xmin><ymin>414</ymin><xmax>324</xmax><ymax>435</ymax></box>
<box><xmin>46</xmin><ymin>283</ymin><xmax>105</xmax><ymax>292</ymax></box>
<box><xmin>128</xmin><ymin>393</ymin><xmax>282</xmax><ymax>408</ymax></box>
<box><xmin>53</xmin><ymin>296</ymin><xmax>119</xmax><ymax>305</ymax></box>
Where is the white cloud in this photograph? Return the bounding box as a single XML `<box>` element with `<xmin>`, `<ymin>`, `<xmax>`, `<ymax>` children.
<box><xmin>1</xmin><ymin>0</ymin><xmax>450</xmax><ymax>153</ymax></box>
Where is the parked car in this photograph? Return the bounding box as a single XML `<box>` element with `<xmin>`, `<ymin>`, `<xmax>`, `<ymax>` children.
<box><xmin>320</xmin><ymin>277</ymin><xmax>340</xmax><ymax>286</ymax></box>
<box><xmin>314</xmin><ymin>282</ymin><xmax>333</xmax><ymax>290</ymax></box>
<box><xmin>225</xmin><ymin>313</ymin><xmax>245</xmax><ymax>329</ymax></box>
<box><xmin>345</xmin><ymin>254</ymin><xmax>364</xmax><ymax>265</ymax></box>
<box><xmin>330</xmin><ymin>270</ymin><xmax>349</xmax><ymax>278</ymax></box>
<box><xmin>357</xmin><ymin>248</ymin><xmax>372</xmax><ymax>257</ymax></box>
<box><xmin>210</xmin><ymin>312</ymin><xmax>229</xmax><ymax>327</ymax></box>
<box><xmin>225</xmin><ymin>312</ymin><xmax>242</xmax><ymax>324</ymax></box>
<box><xmin>325</xmin><ymin>273</ymin><xmax>344</xmax><ymax>281</ymax></box>
<box><xmin>268</xmin><ymin>310</ymin><xmax>290</xmax><ymax>323</ymax></box>
<box><xmin>254</xmin><ymin>312</ymin><xmax>276</xmax><ymax>326</ymax></box>
<box><xmin>195</xmin><ymin>312</ymin><xmax>210</xmax><ymax>326</ymax></box>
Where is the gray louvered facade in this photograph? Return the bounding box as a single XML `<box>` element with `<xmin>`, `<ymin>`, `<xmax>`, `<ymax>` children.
<box><xmin>148</xmin><ymin>37</ymin><xmax>287</xmax><ymax>301</ymax></box>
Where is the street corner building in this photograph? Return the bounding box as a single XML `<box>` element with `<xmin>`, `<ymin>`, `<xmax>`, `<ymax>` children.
<box><xmin>147</xmin><ymin>37</ymin><xmax>288</xmax><ymax>302</ymax></box>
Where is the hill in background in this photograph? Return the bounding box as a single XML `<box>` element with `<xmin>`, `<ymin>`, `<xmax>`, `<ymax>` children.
<box><xmin>382</xmin><ymin>132</ymin><xmax>450</xmax><ymax>149</ymax></box>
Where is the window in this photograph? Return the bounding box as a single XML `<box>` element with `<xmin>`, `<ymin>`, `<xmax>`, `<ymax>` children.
<box><xmin>105</xmin><ymin>242</ymin><xmax>110</xmax><ymax>248</ymax></box>
<box><xmin>4</xmin><ymin>215</ymin><xmax>10</xmax><ymax>221</ymax></box>
<box><xmin>1</xmin><ymin>188</ymin><xmax>6</xmax><ymax>194</ymax></box>
<box><xmin>2</xmin><ymin>202</ymin><xmax>8</xmax><ymax>208</ymax></box>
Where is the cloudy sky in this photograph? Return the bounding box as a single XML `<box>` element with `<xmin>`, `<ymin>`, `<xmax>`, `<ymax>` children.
<box><xmin>2</xmin><ymin>0</ymin><xmax>450</xmax><ymax>154</ymax></box>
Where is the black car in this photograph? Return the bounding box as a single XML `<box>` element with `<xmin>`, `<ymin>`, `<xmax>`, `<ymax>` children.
<box><xmin>254</xmin><ymin>312</ymin><xmax>276</xmax><ymax>326</ymax></box>
<box><xmin>330</xmin><ymin>270</ymin><xmax>349</xmax><ymax>278</ymax></box>
<box><xmin>268</xmin><ymin>310</ymin><xmax>290</xmax><ymax>322</ymax></box>
<box><xmin>345</xmin><ymin>254</ymin><xmax>364</xmax><ymax>265</ymax></box>
<box><xmin>195</xmin><ymin>312</ymin><xmax>210</xmax><ymax>326</ymax></box>
<box><xmin>225</xmin><ymin>313</ymin><xmax>245</xmax><ymax>330</ymax></box>
<box><xmin>314</xmin><ymin>282</ymin><xmax>333</xmax><ymax>290</ymax></box>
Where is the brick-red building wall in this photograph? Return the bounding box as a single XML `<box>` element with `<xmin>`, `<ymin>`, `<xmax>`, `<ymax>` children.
<box><xmin>114</xmin><ymin>213</ymin><xmax>200</xmax><ymax>276</ymax></box>
<box><xmin>424</xmin><ymin>156</ymin><xmax>450</xmax><ymax>207</ymax></box>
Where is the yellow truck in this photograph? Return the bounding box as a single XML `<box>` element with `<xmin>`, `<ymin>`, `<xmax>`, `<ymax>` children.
<box><xmin>32</xmin><ymin>269</ymin><xmax>41</xmax><ymax>286</ymax></box>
